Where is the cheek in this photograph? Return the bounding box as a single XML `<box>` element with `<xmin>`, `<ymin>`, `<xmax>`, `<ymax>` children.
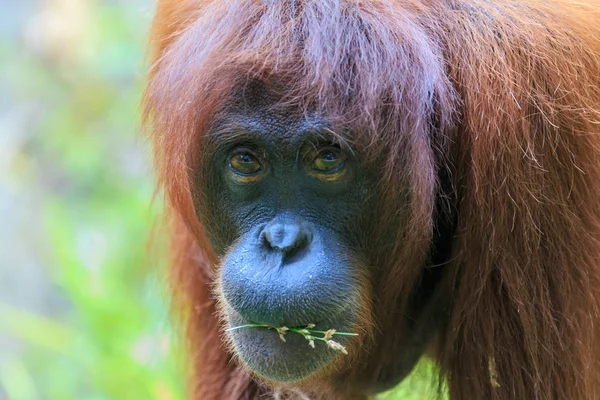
<box><xmin>308</xmin><ymin>181</ymin><xmax>383</xmax><ymax>257</ymax></box>
<box><xmin>194</xmin><ymin>170</ymin><xmax>283</xmax><ymax>256</ymax></box>
<box><xmin>191</xmin><ymin>172</ymin><xmax>259</xmax><ymax>256</ymax></box>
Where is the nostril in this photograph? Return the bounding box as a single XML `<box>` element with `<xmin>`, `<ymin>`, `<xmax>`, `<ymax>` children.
<box><xmin>262</xmin><ymin>220</ymin><xmax>311</xmax><ymax>254</ymax></box>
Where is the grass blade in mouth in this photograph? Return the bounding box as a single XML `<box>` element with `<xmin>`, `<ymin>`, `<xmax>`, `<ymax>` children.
<box><xmin>226</xmin><ymin>323</ymin><xmax>358</xmax><ymax>355</ymax></box>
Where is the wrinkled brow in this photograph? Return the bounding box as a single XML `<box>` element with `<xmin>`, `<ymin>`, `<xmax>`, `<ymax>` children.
<box><xmin>206</xmin><ymin>112</ymin><xmax>354</xmax><ymax>154</ymax></box>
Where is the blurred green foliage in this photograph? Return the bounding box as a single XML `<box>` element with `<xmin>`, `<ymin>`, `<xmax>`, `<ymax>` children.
<box><xmin>0</xmin><ymin>1</ymin><xmax>445</xmax><ymax>399</ymax></box>
<box><xmin>0</xmin><ymin>1</ymin><xmax>183</xmax><ymax>399</ymax></box>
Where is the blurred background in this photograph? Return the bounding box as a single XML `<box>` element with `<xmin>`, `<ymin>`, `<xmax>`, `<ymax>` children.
<box><xmin>0</xmin><ymin>1</ymin><xmax>444</xmax><ymax>399</ymax></box>
<box><xmin>0</xmin><ymin>0</ymin><xmax>182</xmax><ymax>398</ymax></box>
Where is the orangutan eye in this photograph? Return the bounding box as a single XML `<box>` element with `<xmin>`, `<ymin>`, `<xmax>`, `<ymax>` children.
<box><xmin>229</xmin><ymin>150</ymin><xmax>263</xmax><ymax>176</ymax></box>
<box><xmin>312</xmin><ymin>148</ymin><xmax>345</xmax><ymax>173</ymax></box>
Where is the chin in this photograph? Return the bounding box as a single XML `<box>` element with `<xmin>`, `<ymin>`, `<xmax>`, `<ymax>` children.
<box><xmin>226</xmin><ymin>308</ymin><xmax>357</xmax><ymax>383</ymax></box>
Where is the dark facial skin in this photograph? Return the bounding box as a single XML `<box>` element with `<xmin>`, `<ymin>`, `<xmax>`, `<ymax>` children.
<box><xmin>192</xmin><ymin>85</ymin><xmax>386</xmax><ymax>383</ymax></box>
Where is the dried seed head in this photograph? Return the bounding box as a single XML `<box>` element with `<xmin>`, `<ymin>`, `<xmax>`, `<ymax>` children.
<box><xmin>306</xmin><ymin>324</ymin><xmax>316</xmax><ymax>329</ymax></box>
<box><xmin>323</xmin><ymin>329</ymin><xmax>336</xmax><ymax>340</ymax></box>
<box><xmin>327</xmin><ymin>340</ymin><xmax>348</xmax><ymax>354</ymax></box>
<box><xmin>303</xmin><ymin>334</ymin><xmax>315</xmax><ymax>349</ymax></box>
<box><xmin>276</xmin><ymin>327</ymin><xmax>289</xmax><ymax>342</ymax></box>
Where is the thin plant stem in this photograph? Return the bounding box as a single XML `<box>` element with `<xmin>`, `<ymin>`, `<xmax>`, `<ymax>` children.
<box><xmin>225</xmin><ymin>323</ymin><xmax>358</xmax><ymax>355</ymax></box>
<box><xmin>302</xmin><ymin>330</ymin><xmax>358</xmax><ymax>336</ymax></box>
<box><xmin>226</xmin><ymin>324</ymin><xmax>357</xmax><ymax>336</ymax></box>
<box><xmin>225</xmin><ymin>323</ymin><xmax>271</xmax><ymax>332</ymax></box>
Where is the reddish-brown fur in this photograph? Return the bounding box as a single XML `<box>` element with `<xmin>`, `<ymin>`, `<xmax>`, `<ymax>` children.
<box><xmin>144</xmin><ymin>1</ymin><xmax>600</xmax><ymax>399</ymax></box>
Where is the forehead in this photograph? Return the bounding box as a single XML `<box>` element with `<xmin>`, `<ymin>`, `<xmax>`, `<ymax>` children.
<box><xmin>208</xmin><ymin>81</ymin><xmax>345</xmax><ymax>151</ymax></box>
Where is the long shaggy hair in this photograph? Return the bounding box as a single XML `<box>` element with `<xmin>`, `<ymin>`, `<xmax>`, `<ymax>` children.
<box><xmin>144</xmin><ymin>1</ymin><xmax>600</xmax><ymax>399</ymax></box>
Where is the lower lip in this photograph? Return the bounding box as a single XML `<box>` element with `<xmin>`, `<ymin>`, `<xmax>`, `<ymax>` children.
<box><xmin>226</xmin><ymin>311</ymin><xmax>355</xmax><ymax>382</ymax></box>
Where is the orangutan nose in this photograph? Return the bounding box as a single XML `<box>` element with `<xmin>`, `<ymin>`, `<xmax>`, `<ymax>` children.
<box><xmin>261</xmin><ymin>217</ymin><xmax>312</xmax><ymax>254</ymax></box>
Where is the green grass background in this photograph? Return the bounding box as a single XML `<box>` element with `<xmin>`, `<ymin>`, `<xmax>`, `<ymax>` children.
<box><xmin>0</xmin><ymin>1</ymin><xmax>445</xmax><ymax>399</ymax></box>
